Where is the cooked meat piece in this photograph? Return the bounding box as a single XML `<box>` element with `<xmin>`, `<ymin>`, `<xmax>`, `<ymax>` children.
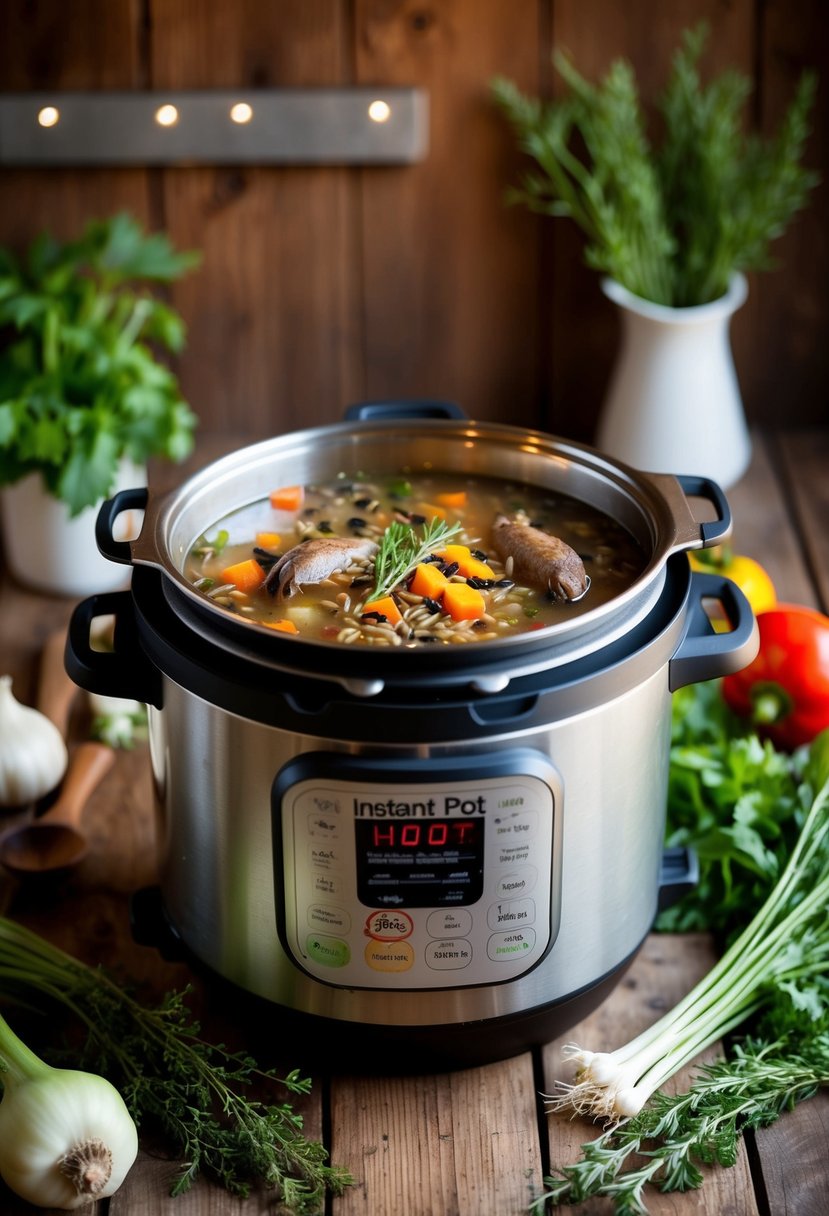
<box><xmin>491</xmin><ymin>516</ymin><xmax>588</xmax><ymax>601</ymax></box>
<box><xmin>265</xmin><ymin>536</ymin><xmax>379</xmax><ymax>600</ymax></box>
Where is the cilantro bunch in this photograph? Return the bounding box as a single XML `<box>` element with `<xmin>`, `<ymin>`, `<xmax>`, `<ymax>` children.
<box><xmin>492</xmin><ymin>24</ymin><xmax>818</xmax><ymax>306</ymax></box>
<box><xmin>0</xmin><ymin>213</ymin><xmax>201</xmax><ymax>515</ymax></box>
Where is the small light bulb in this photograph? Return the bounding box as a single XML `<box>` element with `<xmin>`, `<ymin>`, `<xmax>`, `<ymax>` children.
<box><xmin>368</xmin><ymin>99</ymin><xmax>391</xmax><ymax>124</ymax></box>
<box><xmin>155</xmin><ymin>103</ymin><xmax>179</xmax><ymax>128</ymax></box>
<box><xmin>37</xmin><ymin>106</ymin><xmax>60</xmax><ymax>128</ymax></box>
<box><xmin>229</xmin><ymin>102</ymin><xmax>253</xmax><ymax>125</ymax></box>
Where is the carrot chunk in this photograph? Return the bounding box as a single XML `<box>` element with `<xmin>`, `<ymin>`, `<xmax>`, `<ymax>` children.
<box><xmin>439</xmin><ymin>544</ymin><xmax>494</xmax><ymax>579</ymax></box>
<box><xmin>414</xmin><ymin>501</ymin><xmax>447</xmax><ymax>521</ymax></box>
<box><xmin>220</xmin><ymin>558</ymin><xmax>266</xmax><ymax>593</ymax></box>
<box><xmin>409</xmin><ymin>563</ymin><xmax>449</xmax><ymax>600</ymax></box>
<box><xmin>436</xmin><ymin>491</ymin><xmax>467</xmax><ymax>509</ymax></box>
<box><xmin>255</xmin><ymin>531</ymin><xmax>281</xmax><ymax>549</ymax></box>
<box><xmin>443</xmin><ymin>582</ymin><xmax>486</xmax><ymax>621</ymax></box>
<box><xmin>361</xmin><ymin>595</ymin><xmax>403</xmax><ymax>625</ymax></box>
<box><xmin>263</xmin><ymin>618</ymin><xmax>299</xmax><ymax>633</ymax></box>
<box><xmin>269</xmin><ymin>485</ymin><xmax>305</xmax><ymax>511</ymax></box>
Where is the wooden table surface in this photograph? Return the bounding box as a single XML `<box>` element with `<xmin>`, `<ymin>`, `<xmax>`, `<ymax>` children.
<box><xmin>0</xmin><ymin>428</ymin><xmax>827</xmax><ymax>1216</ymax></box>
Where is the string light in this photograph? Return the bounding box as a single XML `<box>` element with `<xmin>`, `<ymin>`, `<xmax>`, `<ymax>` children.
<box><xmin>367</xmin><ymin>99</ymin><xmax>391</xmax><ymax>123</ymax></box>
<box><xmin>37</xmin><ymin>106</ymin><xmax>60</xmax><ymax>128</ymax></box>
<box><xmin>154</xmin><ymin>103</ymin><xmax>179</xmax><ymax>127</ymax></box>
<box><xmin>229</xmin><ymin>102</ymin><xmax>253</xmax><ymax>124</ymax></box>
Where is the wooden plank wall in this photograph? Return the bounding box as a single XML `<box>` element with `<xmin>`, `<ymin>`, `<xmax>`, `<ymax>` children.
<box><xmin>0</xmin><ymin>0</ymin><xmax>826</xmax><ymax>445</ymax></box>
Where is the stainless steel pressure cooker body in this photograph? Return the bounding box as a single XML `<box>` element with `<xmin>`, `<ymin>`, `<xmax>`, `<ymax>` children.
<box><xmin>67</xmin><ymin>405</ymin><xmax>759</xmax><ymax>1070</ymax></box>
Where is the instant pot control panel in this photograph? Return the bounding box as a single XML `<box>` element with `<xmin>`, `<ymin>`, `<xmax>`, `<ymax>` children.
<box><xmin>272</xmin><ymin>751</ymin><xmax>563</xmax><ymax>990</ymax></box>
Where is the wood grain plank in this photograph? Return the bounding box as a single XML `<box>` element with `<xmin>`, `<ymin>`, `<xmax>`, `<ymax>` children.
<box><xmin>150</xmin><ymin>0</ymin><xmax>364</xmax><ymax>436</ymax></box>
<box><xmin>546</xmin><ymin>0</ymin><xmax>758</xmax><ymax>444</ymax></box>
<box><xmin>0</xmin><ymin>0</ymin><xmax>151</xmax><ymax>251</ymax></box>
<box><xmin>330</xmin><ymin>1053</ymin><xmax>542</xmax><ymax>1216</ymax></box>
<box><xmin>724</xmin><ymin>431</ymin><xmax>817</xmax><ymax>607</ymax></box>
<box><xmin>745</xmin><ymin>0</ymin><xmax>829</xmax><ymax>429</ymax></box>
<box><xmin>777</xmin><ymin>430</ymin><xmax>829</xmax><ymax>613</ymax></box>
<box><xmin>355</xmin><ymin>0</ymin><xmax>543</xmax><ymax>426</ymax></box>
<box><xmin>541</xmin><ymin>935</ymin><xmax>759</xmax><ymax>1215</ymax></box>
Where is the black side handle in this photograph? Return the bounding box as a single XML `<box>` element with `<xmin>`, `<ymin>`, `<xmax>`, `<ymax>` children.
<box><xmin>669</xmin><ymin>572</ymin><xmax>758</xmax><ymax>691</ymax></box>
<box><xmin>674</xmin><ymin>474</ymin><xmax>731</xmax><ymax>546</ymax></box>
<box><xmin>658</xmin><ymin>845</ymin><xmax>699</xmax><ymax>912</ymax></box>
<box><xmin>65</xmin><ymin>591</ymin><xmax>162</xmax><ymax>708</ymax></box>
<box><xmin>95</xmin><ymin>487</ymin><xmax>148</xmax><ymax>564</ymax></box>
<box><xmin>345</xmin><ymin>399</ymin><xmax>467</xmax><ymax>422</ymax></box>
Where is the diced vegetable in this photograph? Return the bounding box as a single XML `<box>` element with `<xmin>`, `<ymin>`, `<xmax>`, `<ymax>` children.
<box><xmin>443</xmin><ymin>582</ymin><xmax>486</xmax><ymax>621</ymax></box>
<box><xmin>414</xmin><ymin>501</ymin><xmax>447</xmax><ymax>521</ymax></box>
<box><xmin>361</xmin><ymin>596</ymin><xmax>403</xmax><ymax>625</ymax></box>
<box><xmin>220</xmin><ymin>558</ymin><xmax>266</xmax><ymax>593</ymax></box>
<box><xmin>436</xmin><ymin>491</ymin><xmax>467</xmax><ymax>509</ymax></box>
<box><xmin>255</xmin><ymin>531</ymin><xmax>281</xmax><ymax>549</ymax></box>
<box><xmin>262</xmin><ymin>619</ymin><xmax>299</xmax><ymax>634</ymax></box>
<box><xmin>439</xmin><ymin>544</ymin><xmax>495</xmax><ymax>579</ymax></box>
<box><xmin>269</xmin><ymin>485</ymin><xmax>305</xmax><ymax>511</ymax></box>
<box><xmin>409</xmin><ymin>563</ymin><xmax>450</xmax><ymax>600</ymax></box>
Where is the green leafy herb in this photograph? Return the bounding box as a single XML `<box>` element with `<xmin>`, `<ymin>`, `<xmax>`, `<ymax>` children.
<box><xmin>659</xmin><ymin>680</ymin><xmax>804</xmax><ymax>936</ymax></box>
<box><xmin>0</xmin><ymin>918</ymin><xmax>351</xmax><ymax>1213</ymax></box>
<box><xmin>372</xmin><ymin>517</ymin><xmax>462</xmax><ymax>601</ymax></box>
<box><xmin>0</xmin><ymin>213</ymin><xmax>201</xmax><ymax>515</ymax></box>
<box><xmin>492</xmin><ymin>24</ymin><xmax>818</xmax><ymax>306</ymax></box>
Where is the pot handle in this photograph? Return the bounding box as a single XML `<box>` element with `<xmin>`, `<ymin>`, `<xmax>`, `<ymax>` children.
<box><xmin>65</xmin><ymin>590</ymin><xmax>162</xmax><ymax>708</ymax></box>
<box><xmin>345</xmin><ymin>399</ymin><xmax>467</xmax><ymax>421</ymax></box>
<box><xmin>673</xmin><ymin>474</ymin><xmax>732</xmax><ymax>546</ymax></box>
<box><xmin>658</xmin><ymin>845</ymin><xmax>699</xmax><ymax>912</ymax></box>
<box><xmin>96</xmin><ymin>487</ymin><xmax>149</xmax><ymax>565</ymax></box>
<box><xmin>669</xmin><ymin>572</ymin><xmax>759</xmax><ymax>691</ymax></box>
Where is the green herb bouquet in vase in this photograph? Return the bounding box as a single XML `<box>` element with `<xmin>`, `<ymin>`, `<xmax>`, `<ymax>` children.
<box><xmin>493</xmin><ymin>25</ymin><xmax>817</xmax><ymax>488</ymax></box>
<box><xmin>0</xmin><ymin>213</ymin><xmax>200</xmax><ymax>596</ymax></box>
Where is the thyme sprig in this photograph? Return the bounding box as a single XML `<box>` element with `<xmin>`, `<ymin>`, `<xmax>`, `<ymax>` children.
<box><xmin>0</xmin><ymin>918</ymin><xmax>351</xmax><ymax>1213</ymax></box>
<box><xmin>372</xmin><ymin>517</ymin><xmax>462</xmax><ymax>601</ymax></box>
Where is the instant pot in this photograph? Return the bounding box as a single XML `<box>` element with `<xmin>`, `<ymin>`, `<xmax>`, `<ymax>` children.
<box><xmin>66</xmin><ymin>403</ymin><xmax>758</xmax><ymax>1070</ymax></box>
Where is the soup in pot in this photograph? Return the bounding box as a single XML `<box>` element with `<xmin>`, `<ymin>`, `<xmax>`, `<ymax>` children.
<box><xmin>184</xmin><ymin>471</ymin><xmax>646</xmax><ymax>646</ymax></box>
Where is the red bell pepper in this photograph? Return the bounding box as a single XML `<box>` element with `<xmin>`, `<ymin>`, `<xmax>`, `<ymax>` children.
<box><xmin>722</xmin><ymin>604</ymin><xmax>829</xmax><ymax>750</ymax></box>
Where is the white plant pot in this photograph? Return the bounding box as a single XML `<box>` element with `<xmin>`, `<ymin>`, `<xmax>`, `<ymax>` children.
<box><xmin>0</xmin><ymin>459</ymin><xmax>146</xmax><ymax>597</ymax></box>
<box><xmin>596</xmin><ymin>274</ymin><xmax>751</xmax><ymax>489</ymax></box>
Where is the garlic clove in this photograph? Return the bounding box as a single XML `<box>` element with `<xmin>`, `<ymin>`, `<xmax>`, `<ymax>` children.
<box><xmin>0</xmin><ymin>676</ymin><xmax>69</xmax><ymax>807</ymax></box>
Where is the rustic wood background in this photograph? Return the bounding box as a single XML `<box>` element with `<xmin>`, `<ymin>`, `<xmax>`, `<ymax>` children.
<box><xmin>1</xmin><ymin>0</ymin><xmax>826</xmax><ymax>446</ymax></box>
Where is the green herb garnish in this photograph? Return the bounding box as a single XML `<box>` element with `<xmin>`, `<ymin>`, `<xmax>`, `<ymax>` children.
<box><xmin>0</xmin><ymin>918</ymin><xmax>351</xmax><ymax>1212</ymax></box>
<box><xmin>492</xmin><ymin>24</ymin><xmax>818</xmax><ymax>306</ymax></box>
<box><xmin>372</xmin><ymin>517</ymin><xmax>462</xmax><ymax>601</ymax></box>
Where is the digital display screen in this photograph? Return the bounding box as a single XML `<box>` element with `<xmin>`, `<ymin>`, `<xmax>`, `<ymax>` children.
<box><xmin>354</xmin><ymin>818</ymin><xmax>485</xmax><ymax>907</ymax></box>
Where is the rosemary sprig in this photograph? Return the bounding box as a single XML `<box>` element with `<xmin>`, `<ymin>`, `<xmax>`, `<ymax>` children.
<box><xmin>372</xmin><ymin>517</ymin><xmax>462</xmax><ymax>601</ymax></box>
<box><xmin>0</xmin><ymin>917</ymin><xmax>351</xmax><ymax>1213</ymax></box>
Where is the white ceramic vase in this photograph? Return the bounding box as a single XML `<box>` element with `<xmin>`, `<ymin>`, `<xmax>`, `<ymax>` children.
<box><xmin>596</xmin><ymin>273</ymin><xmax>751</xmax><ymax>489</ymax></box>
<box><xmin>0</xmin><ymin>458</ymin><xmax>146</xmax><ymax>597</ymax></box>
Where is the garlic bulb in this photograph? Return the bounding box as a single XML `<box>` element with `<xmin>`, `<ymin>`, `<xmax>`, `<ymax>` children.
<box><xmin>0</xmin><ymin>675</ymin><xmax>68</xmax><ymax>806</ymax></box>
<box><xmin>0</xmin><ymin>1012</ymin><xmax>138</xmax><ymax>1209</ymax></box>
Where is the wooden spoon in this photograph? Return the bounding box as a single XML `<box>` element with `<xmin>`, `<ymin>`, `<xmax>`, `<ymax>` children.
<box><xmin>37</xmin><ymin>626</ymin><xmax>78</xmax><ymax>737</ymax></box>
<box><xmin>0</xmin><ymin>741</ymin><xmax>115</xmax><ymax>875</ymax></box>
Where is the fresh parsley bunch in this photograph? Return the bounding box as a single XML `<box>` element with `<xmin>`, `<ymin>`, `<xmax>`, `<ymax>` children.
<box><xmin>492</xmin><ymin>24</ymin><xmax>818</xmax><ymax>306</ymax></box>
<box><xmin>0</xmin><ymin>212</ymin><xmax>201</xmax><ymax>515</ymax></box>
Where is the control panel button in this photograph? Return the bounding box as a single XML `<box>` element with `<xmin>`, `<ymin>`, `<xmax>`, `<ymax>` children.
<box><xmin>492</xmin><ymin>809</ymin><xmax>538</xmax><ymax>840</ymax></box>
<box><xmin>306</xmin><ymin>934</ymin><xmax>350</xmax><ymax>967</ymax></box>
<box><xmin>495</xmin><ymin>866</ymin><xmax>537</xmax><ymax>898</ymax></box>
<box><xmin>364</xmin><ymin>910</ymin><xmax>414</xmax><ymax>941</ymax></box>
<box><xmin>364</xmin><ymin>941</ymin><xmax>415</xmax><ymax>972</ymax></box>
<box><xmin>487</xmin><ymin>898</ymin><xmax>535</xmax><ymax>931</ymax></box>
<box><xmin>306</xmin><ymin>812</ymin><xmax>340</xmax><ymax>839</ymax></box>
<box><xmin>426</xmin><ymin>908</ymin><xmax>473</xmax><ymax>939</ymax></box>
<box><xmin>308</xmin><ymin>904</ymin><xmax>351</xmax><ymax>934</ymax></box>
<box><xmin>487</xmin><ymin>928</ymin><xmax>536</xmax><ymax>961</ymax></box>
<box><xmin>311</xmin><ymin>872</ymin><xmax>343</xmax><ymax>898</ymax></box>
<box><xmin>308</xmin><ymin>844</ymin><xmax>341</xmax><ymax>871</ymax></box>
<box><xmin>425</xmin><ymin>939</ymin><xmax>473</xmax><ymax>969</ymax></box>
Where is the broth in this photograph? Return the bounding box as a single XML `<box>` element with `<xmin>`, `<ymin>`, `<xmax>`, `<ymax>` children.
<box><xmin>185</xmin><ymin>470</ymin><xmax>646</xmax><ymax>646</ymax></box>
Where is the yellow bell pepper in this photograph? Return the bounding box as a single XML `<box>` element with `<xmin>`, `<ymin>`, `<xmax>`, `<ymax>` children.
<box><xmin>688</xmin><ymin>546</ymin><xmax>777</xmax><ymax>631</ymax></box>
